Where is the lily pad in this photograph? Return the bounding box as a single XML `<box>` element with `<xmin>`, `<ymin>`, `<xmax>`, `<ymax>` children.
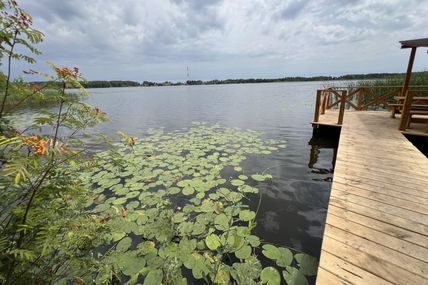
<box><xmin>231</xmin><ymin>179</ymin><xmax>245</xmax><ymax>186</ymax></box>
<box><xmin>239</xmin><ymin>210</ymin><xmax>256</xmax><ymax>221</ymax></box>
<box><xmin>205</xmin><ymin>234</ymin><xmax>221</xmax><ymax>250</ymax></box>
<box><xmin>235</xmin><ymin>245</ymin><xmax>252</xmax><ymax>259</ymax></box>
<box><xmin>238</xmin><ymin>175</ymin><xmax>248</xmax><ymax>180</ymax></box>
<box><xmin>182</xmin><ymin>187</ymin><xmax>195</xmax><ymax>195</ymax></box>
<box><xmin>276</xmin><ymin>247</ymin><xmax>293</xmax><ymax>268</ymax></box>
<box><xmin>260</xmin><ymin>267</ymin><xmax>280</xmax><ymax>285</ymax></box>
<box><xmin>282</xmin><ymin>267</ymin><xmax>308</xmax><ymax>285</ymax></box>
<box><xmin>295</xmin><ymin>253</ymin><xmax>318</xmax><ymax>276</ymax></box>
<box><xmin>262</xmin><ymin>244</ymin><xmax>281</xmax><ymax>260</ymax></box>
<box><xmin>112</xmin><ymin>197</ymin><xmax>128</xmax><ymax>205</ymax></box>
<box><xmin>144</xmin><ymin>269</ymin><xmax>163</xmax><ymax>285</ymax></box>
<box><xmin>251</xmin><ymin>174</ymin><xmax>266</xmax><ymax>182</ymax></box>
<box><xmin>116</xmin><ymin>237</ymin><xmax>132</xmax><ymax>252</ymax></box>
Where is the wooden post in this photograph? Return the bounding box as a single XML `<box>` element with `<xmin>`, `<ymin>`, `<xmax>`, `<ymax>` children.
<box><xmin>321</xmin><ymin>92</ymin><xmax>327</xmax><ymax>115</ymax></box>
<box><xmin>357</xmin><ymin>88</ymin><xmax>363</xmax><ymax>110</ymax></box>
<box><xmin>338</xmin><ymin>90</ymin><xmax>347</xmax><ymax>125</ymax></box>
<box><xmin>399</xmin><ymin>47</ymin><xmax>417</xmax><ymax>131</ymax></box>
<box><xmin>314</xmin><ymin>90</ymin><xmax>322</xmax><ymax>122</ymax></box>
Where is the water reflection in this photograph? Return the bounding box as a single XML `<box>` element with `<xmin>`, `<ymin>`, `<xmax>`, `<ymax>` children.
<box><xmin>308</xmin><ymin>128</ymin><xmax>340</xmax><ymax>179</ymax></box>
<box><xmin>253</xmin><ymin>129</ymin><xmax>339</xmax><ymax>259</ymax></box>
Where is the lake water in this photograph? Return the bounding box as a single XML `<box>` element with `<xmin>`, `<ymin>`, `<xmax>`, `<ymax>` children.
<box><xmin>84</xmin><ymin>81</ymin><xmax>339</xmax><ymax>259</ymax></box>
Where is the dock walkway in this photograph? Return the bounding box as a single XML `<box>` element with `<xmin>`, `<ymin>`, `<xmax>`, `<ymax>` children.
<box><xmin>315</xmin><ymin>111</ymin><xmax>428</xmax><ymax>284</ymax></box>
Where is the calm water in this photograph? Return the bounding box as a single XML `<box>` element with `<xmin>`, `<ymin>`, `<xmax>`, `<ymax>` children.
<box><xmin>84</xmin><ymin>82</ymin><xmax>339</xmax><ymax>258</ymax></box>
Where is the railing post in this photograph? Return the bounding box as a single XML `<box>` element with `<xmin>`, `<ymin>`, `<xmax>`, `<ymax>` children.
<box><xmin>321</xmin><ymin>92</ymin><xmax>328</xmax><ymax>114</ymax></box>
<box><xmin>357</xmin><ymin>88</ymin><xmax>363</xmax><ymax>110</ymax></box>
<box><xmin>314</xmin><ymin>90</ymin><xmax>322</xmax><ymax>122</ymax></box>
<box><xmin>337</xmin><ymin>90</ymin><xmax>347</xmax><ymax>125</ymax></box>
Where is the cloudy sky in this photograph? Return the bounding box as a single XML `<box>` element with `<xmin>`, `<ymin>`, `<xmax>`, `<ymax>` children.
<box><xmin>11</xmin><ymin>0</ymin><xmax>428</xmax><ymax>82</ymax></box>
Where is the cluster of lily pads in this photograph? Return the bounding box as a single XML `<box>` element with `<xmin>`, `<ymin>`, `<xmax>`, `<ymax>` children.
<box><xmin>84</xmin><ymin>123</ymin><xmax>318</xmax><ymax>285</ymax></box>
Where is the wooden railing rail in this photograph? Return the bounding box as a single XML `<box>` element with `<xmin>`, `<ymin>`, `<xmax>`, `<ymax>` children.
<box><xmin>313</xmin><ymin>86</ymin><xmax>428</xmax><ymax>126</ymax></box>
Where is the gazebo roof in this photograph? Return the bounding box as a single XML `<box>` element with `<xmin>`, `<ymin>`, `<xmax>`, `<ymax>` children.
<box><xmin>400</xmin><ymin>38</ymin><xmax>428</xmax><ymax>48</ymax></box>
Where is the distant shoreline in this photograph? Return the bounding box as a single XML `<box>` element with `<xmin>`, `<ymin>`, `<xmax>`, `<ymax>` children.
<box><xmin>31</xmin><ymin>71</ymin><xmax>427</xmax><ymax>89</ymax></box>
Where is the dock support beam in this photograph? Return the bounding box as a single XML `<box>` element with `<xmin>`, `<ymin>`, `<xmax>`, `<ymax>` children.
<box><xmin>314</xmin><ymin>90</ymin><xmax>322</xmax><ymax>122</ymax></box>
<box><xmin>399</xmin><ymin>47</ymin><xmax>417</xmax><ymax>131</ymax></box>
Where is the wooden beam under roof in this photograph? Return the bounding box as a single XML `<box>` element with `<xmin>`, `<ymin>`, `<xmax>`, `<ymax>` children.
<box><xmin>400</xmin><ymin>38</ymin><xmax>428</xmax><ymax>48</ymax></box>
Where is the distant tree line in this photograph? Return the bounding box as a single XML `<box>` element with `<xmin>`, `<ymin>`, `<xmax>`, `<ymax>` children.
<box><xmin>151</xmin><ymin>72</ymin><xmax>427</xmax><ymax>86</ymax></box>
<box><xmin>80</xmin><ymin>80</ymin><xmax>141</xmax><ymax>88</ymax></box>
<box><xmin>29</xmin><ymin>72</ymin><xmax>428</xmax><ymax>88</ymax></box>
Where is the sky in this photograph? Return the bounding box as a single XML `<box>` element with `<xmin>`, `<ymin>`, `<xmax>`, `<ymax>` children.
<box><xmin>9</xmin><ymin>0</ymin><xmax>428</xmax><ymax>82</ymax></box>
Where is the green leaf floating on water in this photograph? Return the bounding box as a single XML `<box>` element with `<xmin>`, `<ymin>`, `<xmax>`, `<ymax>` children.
<box><xmin>144</xmin><ymin>269</ymin><xmax>163</xmax><ymax>285</ymax></box>
<box><xmin>238</xmin><ymin>175</ymin><xmax>248</xmax><ymax>180</ymax></box>
<box><xmin>231</xmin><ymin>179</ymin><xmax>245</xmax><ymax>186</ymax></box>
<box><xmin>205</xmin><ymin>234</ymin><xmax>221</xmax><ymax>250</ymax></box>
<box><xmin>182</xmin><ymin>187</ymin><xmax>195</xmax><ymax>195</ymax></box>
<box><xmin>251</xmin><ymin>174</ymin><xmax>266</xmax><ymax>182</ymax></box>
<box><xmin>260</xmin><ymin>267</ymin><xmax>281</xmax><ymax>285</ymax></box>
<box><xmin>276</xmin><ymin>247</ymin><xmax>293</xmax><ymax>268</ymax></box>
<box><xmin>214</xmin><ymin>213</ymin><xmax>230</xmax><ymax>231</ymax></box>
<box><xmin>235</xmin><ymin>245</ymin><xmax>252</xmax><ymax>259</ymax></box>
<box><xmin>239</xmin><ymin>185</ymin><xmax>259</xmax><ymax>193</ymax></box>
<box><xmin>295</xmin><ymin>253</ymin><xmax>319</xmax><ymax>276</ymax></box>
<box><xmin>262</xmin><ymin>244</ymin><xmax>281</xmax><ymax>260</ymax></box>
<box><xmin>282</xmin><ymin>266</ymin><xmax>309</xmax><ymax>285</ymax></box>
<box><xmin>247</xmin><ymin>235</ymin><xmax>261</xmax><ymax>247</ymax></box>
<box><xmin>239</xmin><ymin>210</ymin><xmax>256</xmax><ymax>221</ymax></box>
<box><xmin>116</xmin><ymin>237</ymin><xmax>132</xmax><ymax>252</ymax></box>
<box><xmin>112</xmin><ymin>197</ymin><xmax>128</xmax><ymax>205</ymax></box>
<box><xmin>213</xmin><ymin>265</ymin><xmax>230</xmax><ymax>284</ymax></box>
<box><xmin>111</xmin><ymin>231</ymin><xmax>126</xmax><ymax>242</ymax></box>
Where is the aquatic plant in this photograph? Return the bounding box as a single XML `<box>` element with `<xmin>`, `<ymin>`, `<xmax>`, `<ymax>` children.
<box><xmin>85</xmin><ymin>124</ymin><xmax>317</xmax><ymax>285</ymax></box>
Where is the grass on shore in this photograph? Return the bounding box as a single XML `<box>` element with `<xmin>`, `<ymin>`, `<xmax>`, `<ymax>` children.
<box><xmin>3</xmin><ymin>89</ymin><xmax>79</xmax><ymax>111</ymax></box>
<box><xmin>348</xmin><ymin>71</ymin><xmax>428</xmax><ymax>96</ymax></box>
<box><xmin>0</xmin><ymin>74</ymin><xmax>80</xmax><ymax>112</ymax></box>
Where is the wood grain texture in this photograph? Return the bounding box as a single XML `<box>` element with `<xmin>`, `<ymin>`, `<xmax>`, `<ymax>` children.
<box><xmin>316</xmin><ymin>111</ymin><xmax>428</xmax><ymax>285</ymax></box>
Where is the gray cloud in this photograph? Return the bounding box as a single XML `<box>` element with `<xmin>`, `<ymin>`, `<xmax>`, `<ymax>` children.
<box><xmin>7</xmin><ymin>0</ymin><xmax>428</xmax><ymax>81</ymax></box>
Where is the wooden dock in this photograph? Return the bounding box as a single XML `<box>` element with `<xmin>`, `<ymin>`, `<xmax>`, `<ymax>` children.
<box><xmin>314</xmin><ymin>111</ymin><xmax>428</xmax><ymax>284</ymax></box>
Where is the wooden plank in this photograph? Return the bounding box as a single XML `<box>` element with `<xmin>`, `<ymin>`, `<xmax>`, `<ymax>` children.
<box><xmin>335</xmin><ymin>156</ymin><xmax>428</xmax><ymax>177</ymax></box>
<box><xmin>330</xmin><ymin>190</ymin><xmax>428</xmax><ymax>225</ymax></box>
<box><xmin>324</xmin><ymin>225</ymin><xmax>428</xmax><ymax>278</ymax></box>
<box><xmin>333</xmin><ymin>182</ymin><xmax>428</xmax><ymax>214</ymax></box>
<box><xmin>333</xmin><ymin>178</ymin><xmax>428</xmax><ymax>205</ymax></box>
<box><xmin>318</xmin><ymin>251</ymin><xmax>392</xmax><ymax>285</ymax></box>
<box><xmin>329</xmin><ymin>197</ymin><xmax>428</xmax><ymax>236</ymax></box>
<box><xmin>320</xmin><ymin>237</ymin><xmax>428</xmax><ymax>285</ymax></box>
<box><xmin>328</xmin><ymin>205</ymin><xmax>428</xmax><ymax>248</ymax></box>
<box><xmin>326</xmin><ymin>214</ymin><xmax>428</xmax><ymax>261</ymax></box>
<box><xmin>316</xmin><ymin>268</ymin><xmax>353</xmax><ymax>285</ymax></box>
<box><xmin>336</xmin><ymin>160</ymin><xmax>428</xmax><ymax>183</ymax></box>
<box><xmin>334</xmin><ymin>165</ymin><xmax>428</xmax><ymax>191</ymax></box>
<box><xmin>333</xmin><ymin>170</ymin><xmax>428</xmax><ymax>194</ymax></box>
<box><xmin>338</xmin><ymin>148</ymin><xmax>428</xmax><ymax>167</ymax></box>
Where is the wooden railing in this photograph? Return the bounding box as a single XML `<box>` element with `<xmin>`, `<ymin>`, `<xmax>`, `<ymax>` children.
<box><xmin>313</xmin><ymin>86</ymin><xmax>402</xmax><ymax>124</ymax></box>
<box><xmin>313</xmin><ymin>86</ymin><xmax>428</xmax><ymax>128</ymax></box>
